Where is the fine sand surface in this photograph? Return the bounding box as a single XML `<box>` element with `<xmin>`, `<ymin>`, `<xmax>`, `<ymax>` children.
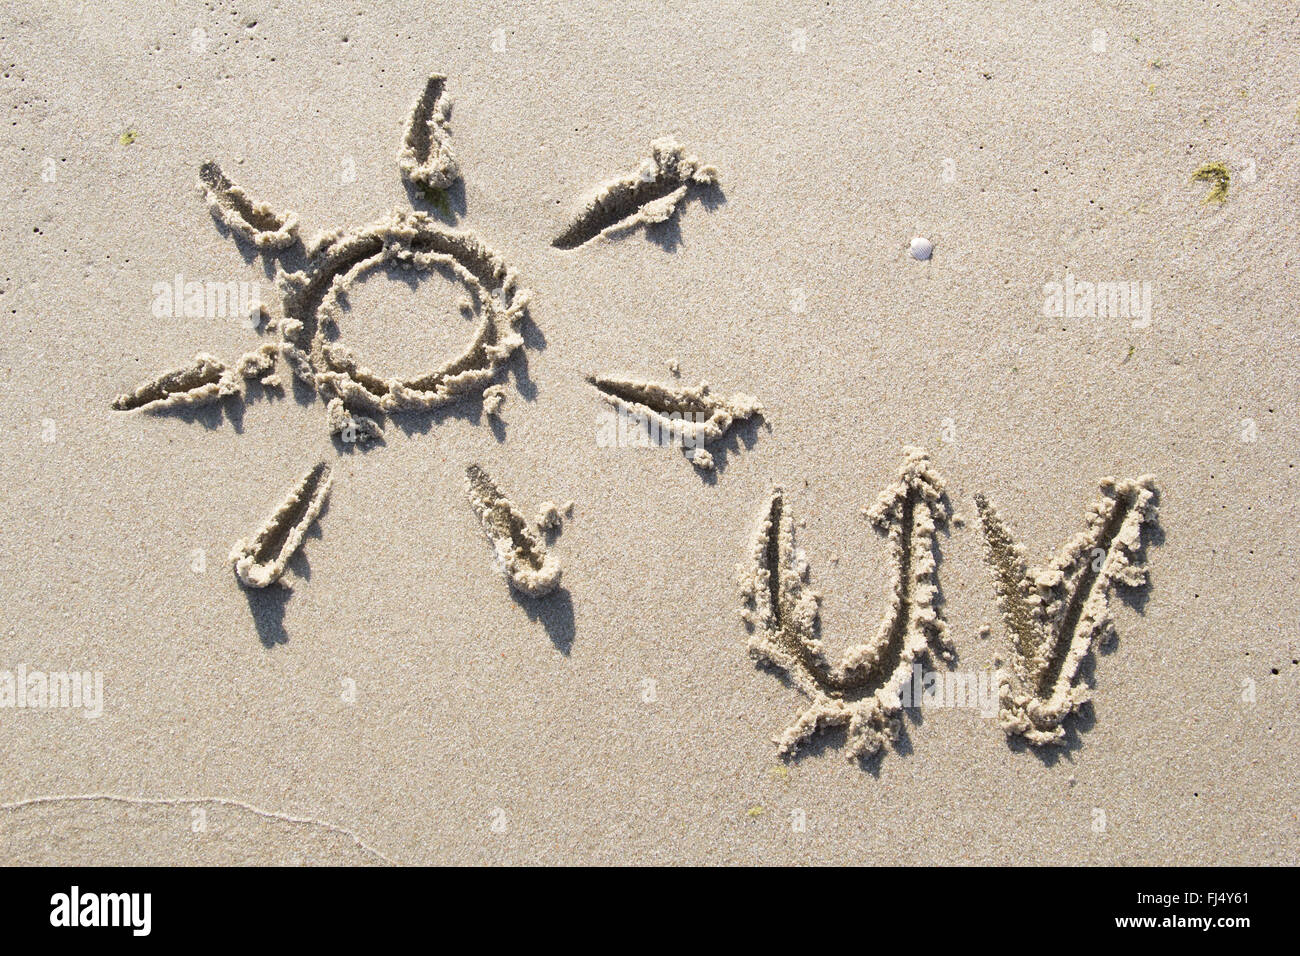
<box><xmin>1</xmin><ymin>1</ymin><xmax>1297</xmax><ymax>865</ymax></box>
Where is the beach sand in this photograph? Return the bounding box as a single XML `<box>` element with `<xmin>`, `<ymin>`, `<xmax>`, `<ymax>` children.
<box><xmin>0</xmin><ymin>0</ymin><xmax>1296</xmax><ymax>864</ymax></box>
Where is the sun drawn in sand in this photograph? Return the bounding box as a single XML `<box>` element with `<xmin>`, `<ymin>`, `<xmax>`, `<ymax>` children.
<box><xmin>113</xmin><ymin>75</ymin><xmax>539</xmax><ymax>591</ymax></box>
<box><xmin>112</xmin><ymin>74</ymin><xmax>733</xmax><ymax>603</ymax></box>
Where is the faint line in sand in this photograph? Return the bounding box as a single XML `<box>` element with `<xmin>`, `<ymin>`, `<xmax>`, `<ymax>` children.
<box><xmin>0</xmin><ymin>793</ymin><xmax>400</xmax><ymax>865</ymax></box>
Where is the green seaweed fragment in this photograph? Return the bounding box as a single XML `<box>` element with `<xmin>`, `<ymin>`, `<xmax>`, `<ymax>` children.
<box><xmin>118</xmin><ymin>129</ymin><xmax>137</xmax><ymax>146</ymax></box>
<box><xmin>418</xmin><ymin>183</ymin><xmax>451</xmax><ymax>216</ymax></box>
<box><xmin>1192</xmin><ymin>162</ymin><xmax>1230</xmax><ymax>204</ymax></box>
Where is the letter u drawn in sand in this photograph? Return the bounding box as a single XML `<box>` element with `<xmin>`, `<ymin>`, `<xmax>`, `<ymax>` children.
<box><xmin>739</xmin><ymin>447</ymin><xmax>952</xmax><ymax>761</ymax></box>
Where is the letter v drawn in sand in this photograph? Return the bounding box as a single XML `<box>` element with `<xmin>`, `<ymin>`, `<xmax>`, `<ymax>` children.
<box><xmin>974</xmin><ymin>475</ymin><xmax>1159</xmax><ymax>745</ymax></box>
<box><xmin>738</xmin><ymin>447</ymin><xmax>953</xmax><ymax>761</ymax></box>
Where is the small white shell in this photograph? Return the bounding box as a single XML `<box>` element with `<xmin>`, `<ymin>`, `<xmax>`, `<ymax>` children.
<box><xmin>910</xmin><ymin>236</ymin><xmax>934</xmax><ymax>261</ymax></box>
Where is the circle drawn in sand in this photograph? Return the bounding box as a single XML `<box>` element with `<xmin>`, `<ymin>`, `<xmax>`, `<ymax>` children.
<box><xmin>280</xmin><ymin>212</ymin><xmax>529</xmax><ymax>427</ymax></box>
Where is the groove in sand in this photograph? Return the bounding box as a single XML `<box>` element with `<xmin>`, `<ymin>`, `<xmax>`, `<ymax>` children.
<box><xmin>552</xmin><ymin>138</ymin><xmax>718</xmax><ymax>249</ymax></box>
<box><xmin>464</xmin><ymin>465</ymin><xmax>562</xmax><ymax>598</ymax></box>
<box><xmin>110</xmin><ymin>353</ymin><xmax>240</xmax><ymax>411</ymax></box>
<box><xmin>397</xmin><ymin>73</ymin><xmax>461</xmax><ymax>193</ymax></box>
<box><xmin>588</xmin><ymin>375</ymin><xmax>760</xmax><ymax>471</ymax></box>
<box><xmin>197</xmin><ymin>161</ymin><xmax>299</xmax><ymax>250</ymax></box>
<box><xmin>230</xmin><ymin>463</ymin><xmax>333</xmax><ymax>588</ymax></box>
